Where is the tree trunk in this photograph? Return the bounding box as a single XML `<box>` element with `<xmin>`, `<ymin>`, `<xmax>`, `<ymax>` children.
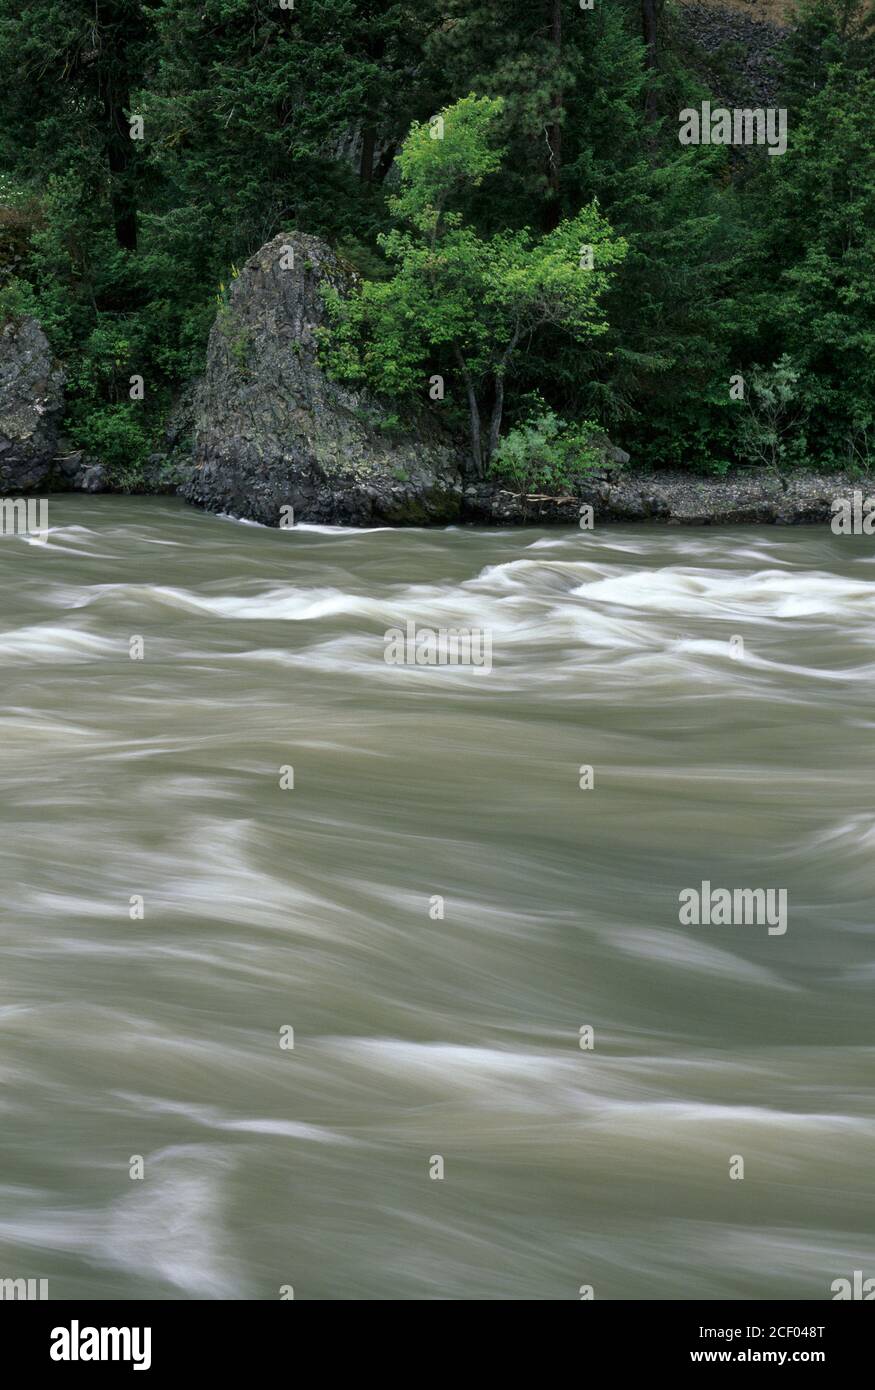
<box><xmin>455</xmin><ymin>348</ymin><xmax>483</xmax><ymax>476</ymax></box>
<box><xmin>642</xmin><ymin>0</ymin><xmax>660</xmax><ymax>127</ymax></box>
<box><xmin>359</xmin><ymin>33</ymin><xmax>386</xmax><ymax>183</ymax></box>
<box><xmin>545</xmin><ymin>0</ymin><xmax>563</xmax><ymax>229</ymax></box>
<box><xmin>374</xmin><ymin>141</ymin><xmax>397</xmax><ymax>183</ymax></box>
<box><xmin>359</xmin><ymin>126</ymin><xmax>377</xmax><ymax>183</ymax></box>
<box><xmin>486</xmin><ymin>374</ymin><xmax>505</xmax><ymax>466</ymax></box>
<box><xmin>485</xmin><ymin>331</ymin><xmax>519</xmax><ymax>464</ymax></box>
<box><xmin>105</xmin><ymin>83</ymin><xmax>138</xmax><ymax>252</ymax></box>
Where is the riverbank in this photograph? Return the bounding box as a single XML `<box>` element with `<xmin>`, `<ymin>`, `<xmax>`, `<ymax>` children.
<box><xmin>51</xmin><ymin>463</ymin><xmax>868</xmax><ymax>529</ymax></box>
<box><xmin>4</xmin><ymin>241</ymin><xmax>868</xmax><ymax>532</ymax></box>
<box><xmin>461</xmin><ymin>468</ymin><xmax>867</xmax><ymax>527</ymax></box>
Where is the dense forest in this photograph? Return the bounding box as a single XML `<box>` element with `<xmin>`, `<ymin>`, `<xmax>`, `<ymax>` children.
<box><xmin>0</xmin><ymin>0</ymin><xmax>873</xmax><ymax>483</ymax></box>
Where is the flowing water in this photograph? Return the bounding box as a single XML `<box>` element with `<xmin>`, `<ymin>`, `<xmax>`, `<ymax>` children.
<box><xmin>1</xmin><ymin>496</ymin><xmax>873</xmax><ymax>1301</ymax></box>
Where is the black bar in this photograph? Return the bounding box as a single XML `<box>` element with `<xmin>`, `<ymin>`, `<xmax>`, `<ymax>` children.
<box><xmin>3</xmin><ymin>1299</ymin><xmax>870</xmax><ymax>1373</ymax></box>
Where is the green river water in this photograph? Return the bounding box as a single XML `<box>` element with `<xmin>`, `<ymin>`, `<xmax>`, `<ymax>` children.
<box><xmin>1</xmin><ymin>496</ymin><xmax>873</xmax><ymax>1299</ymax></box>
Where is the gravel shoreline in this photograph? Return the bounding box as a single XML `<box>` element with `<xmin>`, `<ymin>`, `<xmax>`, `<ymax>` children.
<box><xmin>462</xmin><ymin>470</ymin><xmax>871</xmax><ymax>526</ymax></box>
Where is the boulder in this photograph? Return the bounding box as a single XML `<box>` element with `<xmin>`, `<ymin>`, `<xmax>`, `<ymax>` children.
<box><xmin>182</xmin><ymin>233</ymin><xmax>464</xmax><ymax>526</ymax></box>
<box><xmin>0</xmin><ymin>317</ymin><xmax>65</xmax><ymax>493</ymax></box>
<box><xmin>74</xmin><ymin>461</ymin><xmax>108</xmax><ymax>493</ymax></box>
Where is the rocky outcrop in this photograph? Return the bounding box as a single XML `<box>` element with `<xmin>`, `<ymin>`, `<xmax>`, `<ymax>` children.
<box><xmin>0</xmin><ymin>317</ymin><xmax>65</xmax><ymax>493</ymax></box>
<box><xmin>182</xmin><ymin>233</ymin><xmax>464</xmax><ymax>526</ymax></box>
<box><xmin>675</xmin><ymin>1</ymin><xmax>788</xmax><ymax>109</ymax></box>
<box><xmin>464</xmin><ymin>469</ymin><xmax>867</xmax><ymax>526</ymax></box>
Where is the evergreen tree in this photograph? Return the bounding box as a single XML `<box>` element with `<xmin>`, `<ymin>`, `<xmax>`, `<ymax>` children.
<box><xmin>0</xmin><ymin>0</ymin><xmax>153</xmax><ymax>250</ymax></box>
<box><xmin>745</xmin><ymin>67</ymin><xmax>875</xmax><ymax>467</ymax></box>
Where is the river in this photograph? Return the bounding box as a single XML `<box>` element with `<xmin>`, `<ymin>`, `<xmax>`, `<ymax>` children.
<box><xmin>1</xmin><ymin>496</ymin><xmax>873</xmax><ymax>1300</ymax></box>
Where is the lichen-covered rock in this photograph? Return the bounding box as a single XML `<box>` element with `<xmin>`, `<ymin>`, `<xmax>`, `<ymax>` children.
<box><xmin>0</xmin><ymin>317</ymin><xmax>65</xmax><ymax>492</ymax></box>
<box><xmin>182</xmin><ymin>233</ymin><xmax>464</xmax><ymax>526</ymax></box>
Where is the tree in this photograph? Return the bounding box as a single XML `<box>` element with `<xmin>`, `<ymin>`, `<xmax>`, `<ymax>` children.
<box><xmin>545</xmin><ymin>0</ymin><xmax>564</xmax><ymax>228</ymax></box>
<box><xmin>324</xmin><ymin>96</ymin><xmax>626</xmax><ymax>475</ymax></box>
<box><xmin>347</xmin><ymin>2</ymin><xmax>440</xmax><ymax>184</ymax></box>
<box><xmin>640</xmin><ymin>0</ymin><xmax>663</xmax><ymax>126</ymax></box>
<box><xmin>142</xmin><ymin>0</ymin><xmax>443</xmax><ymax>259</ymax></box>
<box><xmin>0</xmin><ymin>0</ymin><xmax>151</xmax><ymax>251</ymax></box>
<box><xmin>778</xmin><ymin>0</ymin><xmax>875</xmax><ymax>109</ymax></box>
<box><xmin>422</xmin><ymin>0</ymin><xmax>579</xmax><ymax>231</ymax></box>
<box><xmin>741</xmin><ymin>64</ymin><xmax>875</xmax><ymax>466</ymax></box>
<box><xmin>0</xmin><ymin>0</ymin><xmax>868</xmax><ymax>483</ymax></box>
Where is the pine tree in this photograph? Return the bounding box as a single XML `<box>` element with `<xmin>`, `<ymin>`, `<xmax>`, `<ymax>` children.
<box><xmin>0</xmin><ymin>0</ymin><xmax>152</xmax><ymax>250</ymax></box>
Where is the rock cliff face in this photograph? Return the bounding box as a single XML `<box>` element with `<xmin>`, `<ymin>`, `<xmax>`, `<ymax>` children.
<box><xmin>182</xmin><ymin>233</ymin><xmax>464</xmax><ymax>526</ymax></box>
<box><xmin>0</xmin><ymin>317</ymin><xmax>65</xmax><ymax>493</ymax></box>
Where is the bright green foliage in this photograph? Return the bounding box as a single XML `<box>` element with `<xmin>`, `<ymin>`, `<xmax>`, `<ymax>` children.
<box><xmin>423</xmin><ymin>3</ymin><xmax>750</xmax><ymax>469</ymax></box>
<box><xmin>324</xmin><ymin>97</ymin><xmax>626</xmax><ymax>475</ymax></box>
<box><xmin>489</xmin><ymin>410</ymin><xmax>607</xmax><ymax>496</ymax></box>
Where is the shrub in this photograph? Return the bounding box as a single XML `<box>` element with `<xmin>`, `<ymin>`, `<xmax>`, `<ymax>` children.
<box><xmin>489</xmin><ymin>409</ymin><xmax>606</xmax><ymax>495</ymax></box>
<box><xmin>734</xmin><ymin>356</ymin><xmax>809</xmax><ymax>471</ymax></box>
